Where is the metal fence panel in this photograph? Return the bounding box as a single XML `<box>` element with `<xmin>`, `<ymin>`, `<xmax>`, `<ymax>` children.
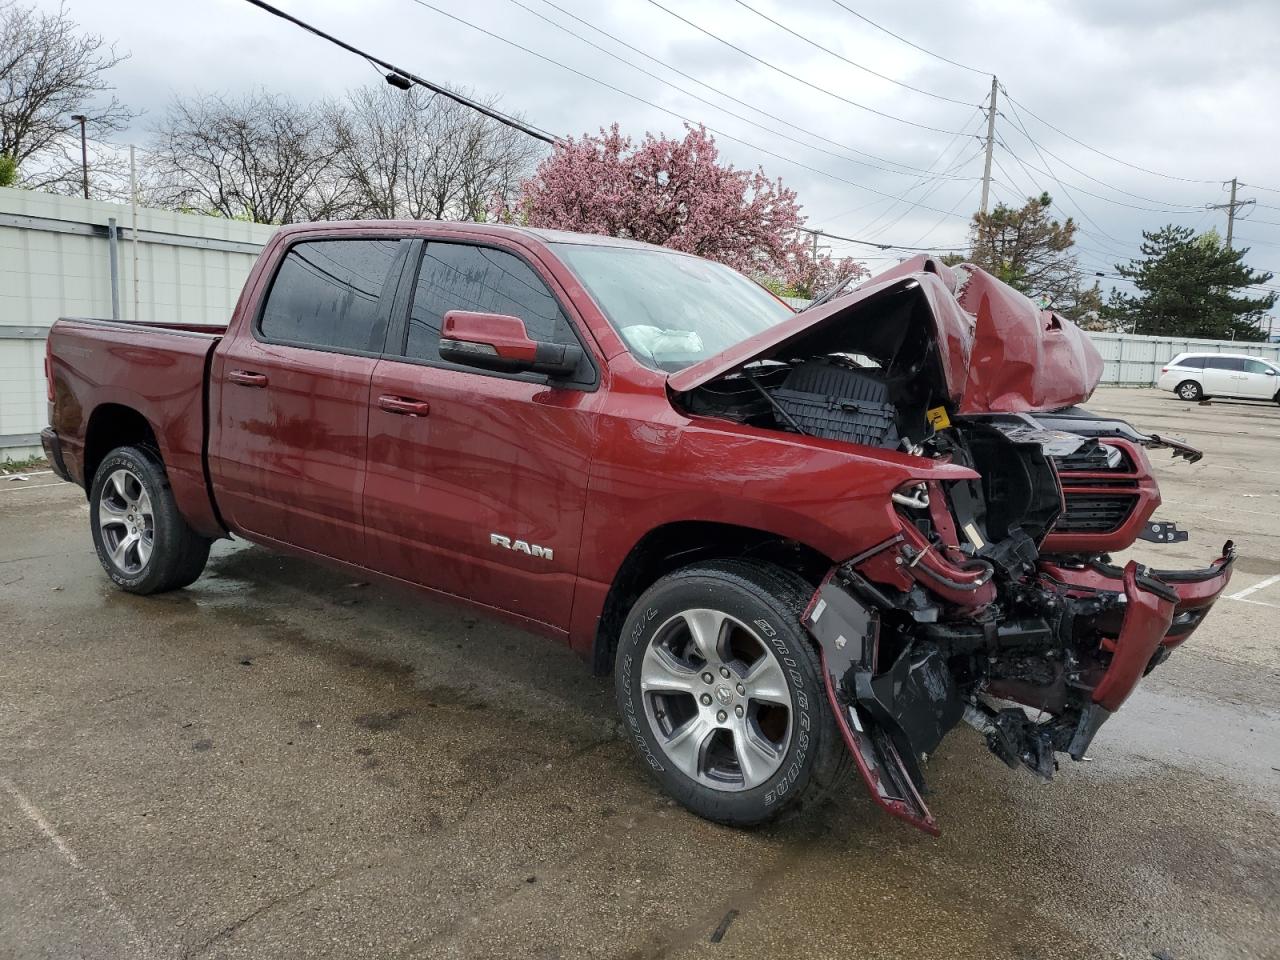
<box><xmin>0</xmin><ymin>187</ymin><xmax>274</xmax><ymax>458</ymax></box>
<box><xmin>5</xmin><ymin>200</ymin><xmax>1280</xmax><ymax>458</ymax></box>
<box><xmin>1090</xmin><ymin>332</ymin><xmax>1280</xmax><ymax>385</ymax></box>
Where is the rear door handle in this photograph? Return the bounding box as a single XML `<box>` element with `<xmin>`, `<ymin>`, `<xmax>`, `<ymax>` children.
<box><xmin>228</xmin><ymin>370</ymin><xmax>268</xmax><ymax>387</ymax></box>
<box><xmin>378</xmin><ymin>395</ymin><xmax>431</xmax><ymax>417</ymax></box>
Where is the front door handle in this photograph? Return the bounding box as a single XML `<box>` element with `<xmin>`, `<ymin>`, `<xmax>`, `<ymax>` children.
<box><xmin>378</xmin><ymin>395</ymin><xmax>431</xmax><ymax>417</ymax></box>
<box><xmin>228</xmin><ymin>369</ymin><xmax>268</xmax><ymax>388</ymax></box>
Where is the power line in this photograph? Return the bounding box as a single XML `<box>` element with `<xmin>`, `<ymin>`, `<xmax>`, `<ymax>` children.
<box><xmin>505</xmin><ymin>0</ymin><xmax>980</xmax><ymax>182</ymax></box>
<box><xmin>729</xmin><ymin>0</ymin><xmax>977</xmax><ymax>106</ymax></box>
<box><xmin>910</xmin><ymin>180</ymin><xmax>983</xmax><ymax>246</ymax></box>
<box><xmin>406</xmin><ymin>0</ymin><xmax>980</xmax><ymax>220</ymax></box>
<box><xmin>641</xmin><ymin>0</ymin><xmax>976</xmax><ymax>136</ymax></box>
<box><xmin>863</xmin><ymin>141</ymin><xmax>987</xmax><ymax>241</ymax></box>
<box><xmin>1000</xmin><ymin>88</ymin><xmax>1218</xmax><ymax>186</ymax></box>
<box><xmin>825</xmin><ymin>0</ymin><xmax>989</xmax><ymax>76</ymax></box>
<box><xmin>853</xmin><ymin>117</ymin><xmax>985</xmax><ymax>233</ymax></box>
<box><xmin>997</xmin><ymin>97</ymin><xmax>1139</xmax><ymax>247</ymax></box>
<box><xmin>825</xmin><ymin>3</ymin><xmax>1280</xmax><ymax>196</ymax></box>
<box><xmin>995</xmin><ymin>138</ymin><xmax>1204</xmax><ymax>215</ymax></box>
<box><xmin>990</xmin><ymin>86</ymin><xmax>1204</xmax><ymax>210</ymax></box>
<box><xmin>798</xmin><ymin>227</ymin><xmax>966</xmax><ymax>252</ymax></box>
<box><xmin>239</xmin><ymin>0</ymin><xmax>560</xmax><ymax>143</ymax></box>
<box><xmin>526</xmin><ymin>0</ymin><xmax>976</xmax><ymax>180</ymax></box>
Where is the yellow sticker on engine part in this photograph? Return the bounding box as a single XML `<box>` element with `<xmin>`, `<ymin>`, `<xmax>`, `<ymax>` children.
<box><xmin>926</xmin><ymin>405</ymin><xmax>951</xmax><ymax>430</ymax></box>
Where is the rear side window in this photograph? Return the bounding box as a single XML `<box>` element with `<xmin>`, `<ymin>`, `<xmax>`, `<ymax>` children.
<box><xmin>260</xmin><ymin>240</ymin><xmax>401</xmax><ymax>352</ymax></box>
<box><xmin>1202</xmin><ymin>356</ymin><xmax>1244</xmax><ymax>371</ymax></box>
<box><xmin>404</xmin><ymin>241</ymin><xmax>592</xmax><ymax>382</ymax></box>
<box><xmin>1172</xmin><ymin>355</ymin><xmax>1204</xmax><ymax>369</ymax></box>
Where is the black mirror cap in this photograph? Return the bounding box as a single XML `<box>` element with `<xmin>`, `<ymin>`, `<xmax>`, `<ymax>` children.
<box><xmin>530</xmin><ymin>341</ymin><xmax>583</xmax><ymax>377</ymax></box>
<box><xmin>438</xmin><ymin>338</ymin><xmax>582</xmax><ymax>379</ymax></box>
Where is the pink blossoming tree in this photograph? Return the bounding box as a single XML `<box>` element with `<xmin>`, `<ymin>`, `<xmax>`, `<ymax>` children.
<box><xmin>495</xmin><ymin>124</ymin><xmax>864</xmax><ymax>296</ymax></box>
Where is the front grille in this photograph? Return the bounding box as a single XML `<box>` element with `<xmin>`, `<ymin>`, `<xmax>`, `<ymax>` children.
<box><xmin>1054</xmin><ymin>441</ymin><xmax>1132</xmax><ymax>473</ymax></box>
<box><xmin>1056</xmin><ymin>493</ymin><xmax>1135</xmax><ymax>532</ymax></box>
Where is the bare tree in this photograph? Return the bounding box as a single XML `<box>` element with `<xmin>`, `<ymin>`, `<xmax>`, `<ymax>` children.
<box><xmin>329</xmin><ymin>84</ymin><xmax>543</xmax><ymax>222</ymax></box>
<box><xmin>147</xmin><ymin>90</ymin><xmax>348</xmax><ymax>224</ymax></box>
<box><xmin>0</xmin><ymin>0</ymin><xmax>134</xmax><ymax>191</ymax></box>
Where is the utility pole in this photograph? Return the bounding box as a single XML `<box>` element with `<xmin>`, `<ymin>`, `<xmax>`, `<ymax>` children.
<box><xmin>1206</xmin><ymin>177</ymin><xmax>1254</xmax><ymax>249</ymax></box>
<box><xmin>810</xmin><ymin>229</ymin><xmax>818</xmax><ymax>262</ymax></box>
<box><xmin>70</xmin><ymin>114</ymin><xmax>88</xmax><ymax>199</ymax></box>
<box><xmin>979</xmin><ymin>76</ymin><xmax>998</xmax><ymax>216</ymax></box>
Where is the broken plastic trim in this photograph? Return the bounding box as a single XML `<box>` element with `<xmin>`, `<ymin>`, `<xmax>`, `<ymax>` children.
<box><xmin>804</xmin><ymin>572</ymin><xmax>940</xmax><ymax>835</ymax></box>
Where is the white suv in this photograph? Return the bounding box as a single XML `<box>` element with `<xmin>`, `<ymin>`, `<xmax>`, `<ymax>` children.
<box><xmin>1157</xmin><ymin>352</ymin><xmax>1280</xmax><ymax>403</ymax></box>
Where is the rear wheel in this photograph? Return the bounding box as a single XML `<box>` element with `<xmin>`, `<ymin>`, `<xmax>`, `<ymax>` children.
<box><xmin>615</xmin><ymin>560</ymin><xmax>850</xmax><ymax>826</ymax></box>
<box><xmin>89</xmin><ymin>445</ymin><xmax>210</xmax><ymax>594</ymax></box>
<box><xmin>1175</xmin><ymin>379</ymin><xmax>1203</xmax><ymax>401</ymax></box>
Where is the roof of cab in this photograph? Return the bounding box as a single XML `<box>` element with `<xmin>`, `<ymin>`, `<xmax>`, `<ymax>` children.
<box><xmin>268</xmin><ymin>219</ymin><xmax>673</xmax><ymax>253</ymax></box>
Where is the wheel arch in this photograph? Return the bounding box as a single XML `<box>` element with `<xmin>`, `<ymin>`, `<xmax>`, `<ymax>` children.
<box><xmin>587</xmin><ymin>520</ymin><xmax>831</xmax><ymax>676</ymax></box>
<box><xmin>84</xmin><ymin>403</ymin><xmax>160</xmax><ymax>493</ymax></box>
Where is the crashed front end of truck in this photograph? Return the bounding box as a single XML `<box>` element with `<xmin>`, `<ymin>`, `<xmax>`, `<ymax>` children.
<box><xmin>671</xmin><ymin>257</ymin><xmax>1235</xmax><ymax>834</ymax></box>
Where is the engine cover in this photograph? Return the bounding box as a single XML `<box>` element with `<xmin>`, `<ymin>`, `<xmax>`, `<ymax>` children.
<box><xmin>771</xmin><ymin>358</ymin><xmax>899</xmax><ymax>449</ymax></box>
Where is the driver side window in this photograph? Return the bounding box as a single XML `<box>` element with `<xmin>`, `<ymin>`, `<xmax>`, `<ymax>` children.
<box><xmin>405</xmin><ymin>242</ymin><xmax>576</xmax><ymax>364</ymax></box>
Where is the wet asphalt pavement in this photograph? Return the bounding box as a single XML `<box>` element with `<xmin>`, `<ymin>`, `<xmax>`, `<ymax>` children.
<box><xmin>1</xmin><ymin>388</ymin><xmax>1277</xmax><ymax>960</ymax></box>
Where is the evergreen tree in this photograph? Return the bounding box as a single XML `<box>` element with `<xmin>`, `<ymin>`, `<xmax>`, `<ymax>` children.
<box><xmin>964</xmin><ymin>192</ymin><xmax>1098</xmax><ymax>324</ymax></box>
<box><xmin>1103</xmin><ymin>225</ymin><xmax>1276</xmax><ymax>339</ymax></box>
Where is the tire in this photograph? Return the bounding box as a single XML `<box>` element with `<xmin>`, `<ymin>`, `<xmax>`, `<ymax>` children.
<box><xmin>89</xmin><ymin>445</ymin><xmax>211</xmax><ymax>594</ymax></box>
<box><xmin>614</xmin><ymin>559</ymin><xmax>850</xmax><ymax>826</ymax></box>
<box><xmin>1175</xmin><ymin>379</ymin><xmax>1203</xmax><ymax>401</ymax></box>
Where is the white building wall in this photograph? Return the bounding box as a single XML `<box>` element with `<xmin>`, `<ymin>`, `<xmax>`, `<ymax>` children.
<box><xmin>3</xmin><ymin>195</ymin><xmax>1280</xmax><ymax>459</ymax></box>
<box><xmin>0</xmin><ymin>187</ymin><xmax>275</xmax><ymax>458</ymax></box>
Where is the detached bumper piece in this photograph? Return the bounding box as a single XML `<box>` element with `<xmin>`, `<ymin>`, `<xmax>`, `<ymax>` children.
<box><xmin>803</xmin><ymin>542</ymin><xmax>1235</xmax><ymax>836</ymax></box>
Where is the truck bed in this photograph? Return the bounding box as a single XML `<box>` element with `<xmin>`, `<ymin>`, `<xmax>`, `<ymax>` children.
<box><xmin>47</xmin><ymin>316</ymin><xmax>226</xmax><ymax>538</ymax></box>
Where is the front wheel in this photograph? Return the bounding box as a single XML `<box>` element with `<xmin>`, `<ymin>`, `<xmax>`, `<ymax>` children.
<box><xmin>89</xmin><ymin>445</ymin><xmax>210</xmax><ymax>594</ymax></box>
<box><xmin>615</xmin><ymin>560</ymin><xmax>850</xmax><ymax>826</ymax></box>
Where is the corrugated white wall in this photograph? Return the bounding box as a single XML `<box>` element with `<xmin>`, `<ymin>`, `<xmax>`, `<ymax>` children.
<box><xmin>0</xmin><ymin>187</ymin><xmax>275</xmax><ymax>459</ymax></box>
<box><xmin>4</xmin><ymin>197</ymin><xmax>1280</xmax><ymax>460</ymax></box>
<box><xmin>1091</xmin><ymin>332</ymin><xmax>1280</xmax><ymax>385</ymax></box>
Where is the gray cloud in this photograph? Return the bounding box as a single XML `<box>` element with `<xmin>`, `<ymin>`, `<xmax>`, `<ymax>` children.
<box><xmin>46</xmin><ymin>0</ymin><xmax>1280</xmax><ymax>285</ymax></box>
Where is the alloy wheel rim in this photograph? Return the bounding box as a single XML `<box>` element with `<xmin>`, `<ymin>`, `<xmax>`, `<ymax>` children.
<box><xmin>1180</xmin><ymin>383</ymin><xmax>1197</xmax><ymax>398</ymax></box>
<box><xmin>639</xmin><ymin>608</ymin><xmax>793</xmax><ymax>792</ymax></box>
<box><xmin>98</xmin><ymin>468</ymin><xmax>154</xmax><ymax>575</ymax></box>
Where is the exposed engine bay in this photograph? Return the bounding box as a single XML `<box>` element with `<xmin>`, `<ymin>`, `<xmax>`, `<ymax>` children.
<box><xmin>672</xmin><ymin>259</ymin><xmax>1236</xmax><ymax>834</ymax></box>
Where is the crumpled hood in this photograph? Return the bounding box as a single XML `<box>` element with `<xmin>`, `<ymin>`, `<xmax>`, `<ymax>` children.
<box><xmin>668</xmin><ymin>256</ymin><xmax>1103</xmax><ymax>414</ymax></box>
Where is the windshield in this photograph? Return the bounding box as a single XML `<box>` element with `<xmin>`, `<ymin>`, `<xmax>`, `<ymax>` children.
<box><xmin>553</xmin><ymin>243</ymin><xmax>793</xmax><ymax>372</ymax></box>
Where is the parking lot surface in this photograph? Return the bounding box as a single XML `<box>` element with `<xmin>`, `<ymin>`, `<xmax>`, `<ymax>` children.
<box><xmin>2</xmin><ymin>388</ymin><xmax>1277</xmax><ymax>960</ymax></box>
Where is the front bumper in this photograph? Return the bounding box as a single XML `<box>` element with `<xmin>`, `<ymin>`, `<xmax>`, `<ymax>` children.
<box><xmin>802</xmin><ymin>541</ymin><xmax>1235</xmax><ymax>836</ymax></box>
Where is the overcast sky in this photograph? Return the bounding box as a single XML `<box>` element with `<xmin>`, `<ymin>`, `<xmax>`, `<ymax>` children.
<box><xmin>45</xmin><ymin>0</ymin><xmax>1280</xmax><ymax>291</ymax></box>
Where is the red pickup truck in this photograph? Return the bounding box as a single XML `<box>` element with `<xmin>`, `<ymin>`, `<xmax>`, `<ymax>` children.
<box><xmin>43</xmin><ymin>221</ymin><xmax>1235</xmax><ymax>833</ymax></box>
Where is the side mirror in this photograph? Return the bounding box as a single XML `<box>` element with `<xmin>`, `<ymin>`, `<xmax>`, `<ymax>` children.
<box><xmin>439</xmin><ymin>310</ymin><xmax>582</xmax><ymax>378</ymax></box>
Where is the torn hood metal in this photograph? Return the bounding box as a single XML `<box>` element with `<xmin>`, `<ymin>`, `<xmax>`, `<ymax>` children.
<box><xmin>668</xmin><ymin>256</ymin><xmax>1104</xmax><ymax>415</ymax></box>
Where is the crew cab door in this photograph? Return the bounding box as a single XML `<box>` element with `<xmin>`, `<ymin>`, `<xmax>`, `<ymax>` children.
<box><xmin>210</xmin><ymin>237</ymin><xmax>409</xmax><ymax>562</ymax></box>
<box><xmin>362</xmin><ymin>238</ymin><xmax>600</xmax><ymax>632</ymax></box>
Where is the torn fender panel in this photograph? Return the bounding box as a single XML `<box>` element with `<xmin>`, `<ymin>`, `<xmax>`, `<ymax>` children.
<box><xmin>953</xmin><ymin>267</ymin><xmax>1104</xmax><ymax>415</ymax></box>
